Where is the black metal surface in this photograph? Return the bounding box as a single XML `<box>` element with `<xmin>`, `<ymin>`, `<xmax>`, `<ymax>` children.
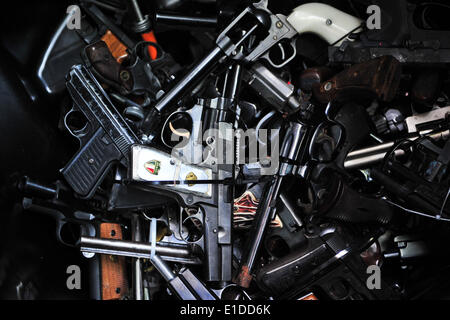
<box><xmin>155</xmin><ymin>12</ymin><xmax>218</xmax><ymax>29</ymax></box>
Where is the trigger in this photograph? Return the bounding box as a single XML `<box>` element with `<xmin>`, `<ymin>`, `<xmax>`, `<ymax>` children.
<box><xmin>169</xmin><ymin>121</ymin><xmax>191</xmax><ymax>139</ymax></box>
<box><xmin>278</xmin><ymin>43</ymin><xmax>286</xmax><ymax>60</ymax></box>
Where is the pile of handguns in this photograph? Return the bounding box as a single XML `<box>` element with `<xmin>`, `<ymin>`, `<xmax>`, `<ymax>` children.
<box><xmin>19</xmin><ymin>0</ymin><xmax>450</xmax><ymax>300</ymax></box>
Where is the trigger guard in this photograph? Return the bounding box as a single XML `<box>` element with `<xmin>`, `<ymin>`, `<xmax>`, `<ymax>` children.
<box><xmin>64</xmin><ymin>109</ymin><xmax>90</xmax><ymax>141</ymax></box>
<box><xmin>55</xmin><ymin>220</ymin><xmax>77</xmax><ymax>248</ymax></box>
<box><xmin>263</xmin><ymin>38</ymin><xmax>297</xmax><ymax>68</ymax></box>
<box><xmin>161</xmin><ymin>111</ymin><xmax>193</xmax><ymax>148</ymax></box>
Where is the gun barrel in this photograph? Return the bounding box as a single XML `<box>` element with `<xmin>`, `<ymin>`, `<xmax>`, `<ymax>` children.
<box><xmin>80</xmin><ymin>236</ymin><xmax>201</xmax><ymax>265</ymax></box>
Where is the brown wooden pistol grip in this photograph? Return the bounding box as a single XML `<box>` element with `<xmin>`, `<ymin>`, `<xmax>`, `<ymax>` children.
<box><xmin>99</xmin><ymin>223</ymin><xmax>128</xmax><ymax>300</ymax></box>
<box><xmin>314</xmin><ymin>56</ymin><xmax>402</xmax><ymax>104</ymax></box>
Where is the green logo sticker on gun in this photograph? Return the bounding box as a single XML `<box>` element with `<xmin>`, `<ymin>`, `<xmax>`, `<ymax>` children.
<box><xmin>144</xmin><ymin>160</ymin><xmax>161</xmax><ymax>175</ymax></box>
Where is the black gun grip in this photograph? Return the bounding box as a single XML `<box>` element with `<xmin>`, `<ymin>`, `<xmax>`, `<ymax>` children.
<box><xmin>61</xmin><ymin>127</ymin><xmax>122</xmax><ymax>198</ymax></box>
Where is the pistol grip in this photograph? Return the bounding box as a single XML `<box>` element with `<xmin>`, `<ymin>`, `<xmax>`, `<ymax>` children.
<box><xmin>61</xmin><ymin>127</ymin><xmax>122</xmax><ymax>198</ymax></box>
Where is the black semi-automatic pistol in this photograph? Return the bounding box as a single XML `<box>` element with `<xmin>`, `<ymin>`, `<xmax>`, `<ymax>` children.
<box><xmin>62</xmin><ymin>64</ymin><xmax>139</xmax><ymax>198</ymax></box>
